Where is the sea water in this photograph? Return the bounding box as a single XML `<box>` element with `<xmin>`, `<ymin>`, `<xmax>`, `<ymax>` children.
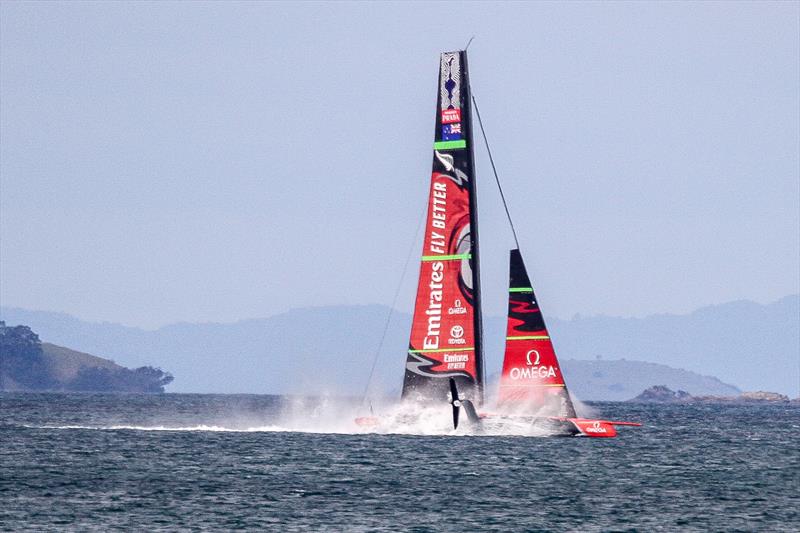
<box><xmin>1</xmin><ymin>393</ymin><xmax>798</xmax><ymax>531</ymax></box>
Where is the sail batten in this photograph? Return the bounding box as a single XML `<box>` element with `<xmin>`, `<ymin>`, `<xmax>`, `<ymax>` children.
<box><xmin>402</xmin><ymin>50</ymin><xmax>484</xmax><ymax>405</ymax></box>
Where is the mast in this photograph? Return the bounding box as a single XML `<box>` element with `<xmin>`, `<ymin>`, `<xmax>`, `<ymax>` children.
<box><xmin>461</xmin><ymin>51</ymin><xmax>485</xmax><ymax>404</ymax></box>
<box><xmin>402</xmin><ymin>50</ymin><xmax>484</xmax><ymax>405</ymax></box>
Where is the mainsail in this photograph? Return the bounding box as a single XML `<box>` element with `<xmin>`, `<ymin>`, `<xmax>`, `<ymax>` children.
<box><xmin>497</xmin><ymin>249</ymin><xmax>576</xmax><ymax>418</ymax></box>
<box><xmin>402</xmin><ymin>50</ymin><xmax>484</xmax><ymax>404</ymax></box>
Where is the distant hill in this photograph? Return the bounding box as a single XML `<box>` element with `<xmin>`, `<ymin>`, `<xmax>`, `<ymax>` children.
<box><xmin>0</xmin><ymin>322</ymin><xmax>173</xmax><ymax>393</ymax></box>
<box><xmin>2</xmin><ymin>295</ymin><xmax>796</xmax><ymax>396</ymax></box>
<box><xmin>40</xmin><ymin>342</ymin><xmax>122</xmax><ymax>383</ymax></box>
<box><xmin>548</xmin><ymin>295</ymin><xmax>800</xmax><ymax>398</ymax></box>
<box><xmin>629</xmin><ymin>385</ymin><xmax>794</xmax><ymax>404</ymax></box>
<box><xmin>559</xmin><ymin>359</ymin><xmax>740</xmax><ymax>401</ymax></box>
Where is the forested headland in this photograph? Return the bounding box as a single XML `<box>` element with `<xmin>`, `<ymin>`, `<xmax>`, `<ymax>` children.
<box><xmin>0</xmin><ymin>321</ymin><xmax>173</xmax><ymax>393</ymax></box>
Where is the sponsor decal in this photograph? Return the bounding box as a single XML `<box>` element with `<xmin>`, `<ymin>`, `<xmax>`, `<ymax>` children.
<box><xmin>444</xmin><ymin>351</ymin><xmax>469</xmax><ymax>369</ymax></box>
<box><xmin>525</xmin><ymin>350</ymin><xmax>541</xmax><ymax>366</ymax></box>
<box><xmin>448</xmin><ymin>298</ymin><xmax>467</xmax><ymax>315</ymax></box>
<box><xmin>441</xmin><ymin>123</ymin><xmax>462</xmax><ymax>141</ymax></box>
<box><xmin>421</xmin><ymin>260</ymin><xmax>444</xmax><ymax>350</ymax></box>
<box><xmin>428</xmin><ymin>181</ymin><xmax>447</xmax><ymax>253</ymax></box>
<box><xmin>441</xmin><ymin>108</ymin><xmax>461</xmax><ymax>124</ymax></box>
<box><xmin>449</xmin><ymin>324</ymin><xmax>466</xmax><ymax>345</ymax></box>
<box><xmin>509</xmin><ymin>366</ymin><xmax>557</xmax><ymax>380</ymax></box>
<box><xmin>584</xmin><ymin>420</ymin><xmax>608</xmax><ymax>434</ymax></box>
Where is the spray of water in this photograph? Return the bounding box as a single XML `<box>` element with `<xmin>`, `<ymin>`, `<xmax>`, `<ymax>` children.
<box><xmin>570</xmin><ymin>394</ymin><xmax>598</xmax><ymax>419</ymax></box>
<box><xmin>27</xmin><ymin>393</ymin><xmax>584</xmax><ymax>437</ymax></box>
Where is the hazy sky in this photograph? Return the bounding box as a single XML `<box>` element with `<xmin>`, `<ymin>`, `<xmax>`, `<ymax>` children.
<box><xmin>1</xmin><ymin>1</ymin><xmax>798</xmax><ymax>329</ymax></box>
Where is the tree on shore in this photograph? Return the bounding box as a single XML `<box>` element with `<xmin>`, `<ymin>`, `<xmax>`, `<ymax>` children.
<box><xmin>0</xmin><ymin>321</ymin><xmax>56</xmax><ymax>390</ymax></box>
<box><xmin>68</xmin><ymin>365</ymin><xmax>173</xmax><ymax>393</ymax></box>
<box><xmin>0</xmin><ymin>321</ymin><xmax>173</xmax><ymax>393</ymax></box>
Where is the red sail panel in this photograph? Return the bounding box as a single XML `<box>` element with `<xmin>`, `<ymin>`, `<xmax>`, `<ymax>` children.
<box><xmin>497</xmin><ymin>249</ymin><xmax>576</xmax><ymax>417</ymax></box>
<box><xmin>402</xmin><ymin>51</ymin><xmax>483</xmax><ymax>403</ymax></box>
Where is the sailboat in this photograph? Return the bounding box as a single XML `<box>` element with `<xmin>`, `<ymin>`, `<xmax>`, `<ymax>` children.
<box><xmin>357</xmin><ymin>49</ymin><xmax>640</xmax><ymax>437</ymax></box>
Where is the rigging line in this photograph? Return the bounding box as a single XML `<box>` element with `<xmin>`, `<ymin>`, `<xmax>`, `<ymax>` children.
<box><xmin>359</xmin><ymin>201</ymin><xmax>427</xmax><ymax>409</ymax></box>
<box><xmin>472</xmin><ymin>94</ymin><xmax>521</xmax><ymax>250</ymax></box>
<box><xmin>465</xmin><ymin>35</ymin><xmax>475</xmax><ymax>51</ymax></box>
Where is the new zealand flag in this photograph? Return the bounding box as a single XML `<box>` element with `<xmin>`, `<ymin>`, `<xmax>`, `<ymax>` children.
<box><xmin>441</xmin><ymin>123</ymin><xmax>462</xmax><ymax>141</ymax></box>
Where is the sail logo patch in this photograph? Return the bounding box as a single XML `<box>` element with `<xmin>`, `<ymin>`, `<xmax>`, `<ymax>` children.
<box><xmin>421</xmin><ymin>261</ymin><xmax>445</xmax><ymax>350</ymax></box>
<box><xmin>448</xmin><ymin>299</ymin><xmax>467</xmax><ymax>315</ymax></box>
<box><xmin>449</xmin><ymin>324</ymin><xmax>466</xmax><ymax>345</ymax></box>
<box><xmin>585</xmin><ymin>421</ymin><xmax>608</xmax><ymax>434</ymax></box>
<box><xmin>441</xmin><ymin>108</ymin><xmax>461</xmax><ymax>124</ymax></box>
<box><xmin>430</xmin><ymin>181</ymin><xmax>447</xmax><ymax>242</ymax></box>
<box><xmin>441</xmin><ymin>123</ymin><xmax>462</xmax><ymax>141</ymax></box>
<box><xmin>509</xmin><ymin>366</ymin><xmax>557</xmax><ymax>380</ymax></box>
<box><xmin>444</xmin><ymin>352</ymin><xmax>469</xmax><ymax>370</ymax></box>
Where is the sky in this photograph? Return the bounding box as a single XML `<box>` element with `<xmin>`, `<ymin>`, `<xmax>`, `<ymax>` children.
<box><xmin>1</xmin><ymin>1</ymin><xmax>798</xmax><ymax>329</ymax></box>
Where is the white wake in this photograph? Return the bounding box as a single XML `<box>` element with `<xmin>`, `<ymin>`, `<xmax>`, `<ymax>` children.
<box><xmin>23</xmin><ymin>395</ymin><xmax>597</xmax><ymax>437</ymax></box>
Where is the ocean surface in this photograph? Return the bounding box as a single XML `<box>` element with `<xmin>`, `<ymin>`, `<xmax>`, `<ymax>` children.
<box><xmin>1</xmin><ymin>393</ymin><xmax>798</xmax><ymax>531</ymax></box>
